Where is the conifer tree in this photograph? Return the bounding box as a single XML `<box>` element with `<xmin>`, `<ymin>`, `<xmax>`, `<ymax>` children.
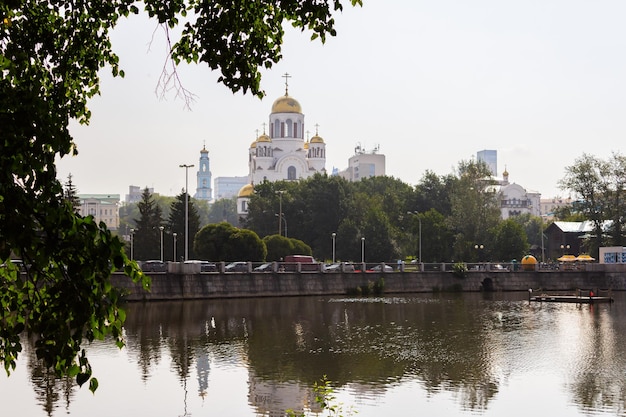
<box><xmin>133</xmin><ymin>188</ymin><xmax>163</xmax><ymax>261</ymax></box>
<box><xmin>63</xmin><ymin>173</ymin><xmax>81</xmax><ymax>212</ymax></box>
<box><xmin>168</xmin><ymin>190</ymin><xmax>200</xmax><ymax>260</ymax></box>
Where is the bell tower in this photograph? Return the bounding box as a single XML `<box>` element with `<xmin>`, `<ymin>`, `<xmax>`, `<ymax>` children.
<box><xmin>195</xmin><ymin>144</ymin><xmax>212</xmax><ymax>201</ymax></box>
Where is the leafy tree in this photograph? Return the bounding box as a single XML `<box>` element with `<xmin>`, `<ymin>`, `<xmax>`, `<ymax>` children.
<box><xmin>208</xmin><ymin>198</ymin><xmax>238</xmax><ymax>226</ymax></box>
<box><xmin>229</xmin><ymin>228</ymin><xmax>267</xmax><ymax>261</ymax></box>
<box><xmin>1</xmin><ymin>0</ymin><xmax>360</xmax><ymax>388</ymax></box>
<box><xmin>194</xmin><ymin>222</ymin><xmax>266</xmax><ymax>261</ymax></box>
<box><xmin>559</xmin><ymin>154</ymin><xmax>612</xmax><ymax>256</ymax></box>
<box><xmin>449</xmin><ymin>160</ymin><xmax>501</xmax><ymax>261</ymax></box>
<box><xmin>263</xmin><ymin>234</ymin><xmax>312</xmax><ymax>261</ymax></box>
<box><xmin>406</xmin><ymin>209</ymin><xmax>454</xmax><ymax>263</ymax></box>
<box><xmin>168</xmin><ymin>190</ymin><xmax>200</xmax><ymax>260</ymax></box>
<box><xmin>194</xmin><ymin>222</ymin><xmax>236</xmax><ymax>261</ymax></box>
<box><xmin>414</xmin><ymin>171</ymin><xmax>456</xmax><ymax>216</ymax></box>
<box><xmin>133</xmin><ymin>188</ymin><xmax>164</xmax><ymax>261</ymax></box>
<box><xmin>491</xmin><ymin>219</ymin><xmax>529</xmax><ymax>262</ymax></box>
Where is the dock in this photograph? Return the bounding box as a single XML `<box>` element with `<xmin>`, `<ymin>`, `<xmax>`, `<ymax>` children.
<box><xmin>528</xmin><ymin>289</ymin><xmax>614</xmax><ymax>304</ymax></box>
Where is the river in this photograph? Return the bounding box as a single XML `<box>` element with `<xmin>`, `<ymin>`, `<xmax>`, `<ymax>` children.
<box><xmin>2</xmin><ymin>292</ymin><xmax>626</xmax><ymax>416</ymax></box>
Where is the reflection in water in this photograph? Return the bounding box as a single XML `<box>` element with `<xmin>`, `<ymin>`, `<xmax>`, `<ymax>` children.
<box><xmin>4</xmin><ymin>292</ymin><xmax>626</xmax><ymax>416</ymax></box>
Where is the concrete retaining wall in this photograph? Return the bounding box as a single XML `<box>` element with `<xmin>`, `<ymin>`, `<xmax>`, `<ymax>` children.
<box><xmin>111</xmin><ymin>269</ymin><xmax>626</xmax><ymax>301</ymax></box>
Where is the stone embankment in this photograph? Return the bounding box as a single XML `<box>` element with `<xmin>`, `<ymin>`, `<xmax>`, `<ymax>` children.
<box><xmin>111</xmin><ymin>263</ymin><xmax>626</xmax><ymax>301</ymax></box>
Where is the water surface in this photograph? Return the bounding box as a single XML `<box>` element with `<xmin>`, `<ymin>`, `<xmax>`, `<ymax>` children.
<box><xmin>2</xmin><ymin>292</ymin><xmax>625</xmax><ymax>416</ymax></box>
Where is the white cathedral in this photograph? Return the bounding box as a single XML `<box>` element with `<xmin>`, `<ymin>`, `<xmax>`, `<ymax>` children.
<box><xmin>238</xmin><ymin>78</ymin><xmax>327</xmax><ymax>215</ymax></box>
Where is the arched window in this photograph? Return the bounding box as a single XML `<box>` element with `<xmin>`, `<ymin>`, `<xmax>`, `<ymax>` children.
<box><xmin>286</xmin><ymin>119</ymin><xmax>293</xmax><ymax>137</ymax></box>
<box><xmin>288</xmin><ymin>166</ymin><xmax>296</xmax><ymax>180</ymax></box>
<box><xmin>273</xmin><ymin>120</ymin><xmax>280</xmax><ymax>138</ymax></box>
<box><xmin>293</xmin><ymin>122</ymin><xmax>299</xmax><ymax>138</ymax></box>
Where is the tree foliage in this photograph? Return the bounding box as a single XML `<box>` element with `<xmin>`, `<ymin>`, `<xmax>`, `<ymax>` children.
<box><xmin>1</xmin><ymin>0</ymin><xmax>360</xmax><ymax>389</ymax></box>
<box><xmin>559</xmin><ymin>152</ymin><xmax>626</xmax><ymax>255</ymax></box>
<box><xmin>168</xmin><ymin>191</ymin><xmax>200</xmax><ymax>260</ymax></box>
<box><xmin>194</xmin><ymin>222</ymin><xmax>266</xmax><ymax>261</ymax></box>
<box><xmin>133</xmin><ymin>188</ymin><xmax>164</xmax><ymax>261</ymax></box>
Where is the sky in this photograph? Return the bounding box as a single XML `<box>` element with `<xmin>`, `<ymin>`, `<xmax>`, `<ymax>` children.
<box><xmin>56</xmin><ymin>0</ymin><xmax>626</xmax><ymax>201</ymax></box>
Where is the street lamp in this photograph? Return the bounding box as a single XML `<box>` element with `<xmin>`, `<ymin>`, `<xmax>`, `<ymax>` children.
<box><xmin>159</xmin><ymin>226</ymin><xmax>164</xmax><ymax>262</ymax></box>
<box><xmin>130</xmin><ymin>228</ymin><xmax>135</xmax><ymax>260</ymax></box>
<box><xmin>179</xmin><ymin>164</ymin><xmax>195</xmax><ymax>261</ymax></box>
<box><xmin>474</xmin><ymin>244</ymin><xmax>484</xmax><ymax>262</ymax></box>
<box><xmin>276</xmin><ymin>190</ymin><xmax>285</xmax><ymax>236</ymax></box>
<box><xmin>560</xmin><ymin>244</ymin><xmax>570</xmax><ymax>256</ymax></box>
<box><xmin>173</xmin><ymin>232</ymin><xmax>177</xmax><ymax>262</ymax></box>
<box><xmin>361</xmin><ymin>237</ymin><xmax>365</xmax><ymax>264</ymax></box>
<box><xmin>331</xmin><ymin>232</ymin><xmax>336</xmax><ymax>263</ymax></box>
<box><xmin>275</xmin><ymin>213</ymin><xmax>287</xmax><ymax>237</ymax></box>
<box><xmin>407</xmin><ymin>211</ymin><xmax>422</xmax><ymax>264</ymax></box>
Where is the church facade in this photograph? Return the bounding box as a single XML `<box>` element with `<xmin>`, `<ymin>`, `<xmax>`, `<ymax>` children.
<box><xmin>238</xmin><ymin>80</ymin><xmax>327</xmax><ymax>216</ymax></box>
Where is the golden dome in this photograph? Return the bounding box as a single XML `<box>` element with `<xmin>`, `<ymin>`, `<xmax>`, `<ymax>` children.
<box><xmin>250</xmin><ymin>140</ymin><xmax>257</xmax><ymax>148</ymax></box>
<box><xmin>310</xmin><ymin>135</ymin><xmax>324</xmax><ymax>144</ymax></box>
<box><xmin>271</xmin><ymin>95</ymin><xmax>302</xmax><ymax>113</ymax></box>
<box><xmin>257</xmin><ymin>134</ymin><xmax>271</xmax><ymax>143</ymax></box>
<box><xmin>237</xmin><ymin>183</ymin><xmax>254</xmax><ymax>198</ymax></box>
<box><xmin>304</xmin><ymin>141</ymin><xmax>309</xmax><ymax>149</ymax></box>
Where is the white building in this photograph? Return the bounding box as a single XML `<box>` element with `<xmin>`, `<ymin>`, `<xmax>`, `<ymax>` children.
<box><xmin>247</xmin><ymin>84</ymin><xmax>326</xmax><ymax>185</ymax></box>
<box><xmin>238</xmin><ymin>79</ymin><xmax>328</xmax><ymax>215</ymax></box>
<box><xmin>214</xmin><ymin>176</ymin><xmax>248</xmax><ymax>200</ymax></box>
<box><xmin>78</xmin><ymin>194</ymin><xmax>120</xmax><ymax>230</ymax></box>
<box><xmin>496</xmin><ymin>169</ymin><xmax>541</xmax><ymax>219</ymax></box>
<box><xmin>337</xmin><ymin>144</ymin><xmax>386</xmax><ymax>181</ymax></box>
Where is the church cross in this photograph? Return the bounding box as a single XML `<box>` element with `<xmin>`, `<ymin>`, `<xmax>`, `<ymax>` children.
<box><xmin>282</xmin><ymin>72</ymin><xmax>291</xmax><ymax>95</ymax></box>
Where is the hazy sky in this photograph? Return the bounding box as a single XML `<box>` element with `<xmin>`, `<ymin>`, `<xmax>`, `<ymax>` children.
<box><xmin>56</xmin><ymin>0</ymin><xmax>626</xmax><ymax>200</ymax></box>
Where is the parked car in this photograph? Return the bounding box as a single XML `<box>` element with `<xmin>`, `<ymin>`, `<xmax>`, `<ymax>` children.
<box><xmin>184</xmin><ymin>260</ymin><xmax>217</xmax><ymax>272</ymax></box>
<box><xmin>254</xmin><ymin>262</ymin><xmax>274</xmax><ymax>272</ymax></box>
<box><xmin>141</xmin><ymin>260</ymin><xmax>166</xmax><ymax>272</ymax></box>
<box><xmin>324</xmin><ymin>262</ymin><xmax>355</xmax><ymax>273</ymax></box>
<box><xmin>368</xmin><ymin>264</ymin><xmax>394</xmax><ymax>273</ymax></box>
<box><xmin>225</xmin><ymin>261</ymin><xmax>249</xmax><ymax>272</ymax></box>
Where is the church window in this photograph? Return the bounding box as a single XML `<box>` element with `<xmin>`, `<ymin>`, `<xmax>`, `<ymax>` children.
<box><xmin>286</xmin><ymin>119</ymin><xmax>293</xmax><ymax>137</ymax></box>
<box><xmin>273</xmin><ymin>120</ymin><xmax>280</xmax><ymax>138</ymax></box>
<box><xmin>288</xmin><ymin>166</ymin><xmax>296</xmax><ymax>180</ymax></box>
<box><xmin>293</xmin><ymin>122</ymin><xmax>298</xmax><ymax>137</ymax></box>
<box><xmin>241</xmin><ymin>200</ymin><xmax>247</xmax><ymax>212</ymax></box>
<box><xmin>281</xmin><ymin>122</ymin><xmax>285</xmax><ymax>137</ymax></box>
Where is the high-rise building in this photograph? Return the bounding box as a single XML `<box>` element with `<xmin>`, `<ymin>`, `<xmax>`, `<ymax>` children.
<box><xmin>477</xmin><ymin>149</ymin><xmax>497</xmax><ymax>177</ymax></box>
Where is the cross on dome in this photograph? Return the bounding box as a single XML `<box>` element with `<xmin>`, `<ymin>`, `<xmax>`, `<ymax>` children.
<box><xmin>282</xmin><ymin>72</ymin><xmax>291</xmax><ymax>95</ymax></box>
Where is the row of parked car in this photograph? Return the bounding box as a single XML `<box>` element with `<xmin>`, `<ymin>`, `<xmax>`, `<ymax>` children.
<box><xmin>140</xmin><ymin>259</ymin><xmax>397</xmax><ymax>273</ymax></box>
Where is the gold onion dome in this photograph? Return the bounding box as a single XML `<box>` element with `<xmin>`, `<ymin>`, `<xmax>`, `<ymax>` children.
<box><xmin>304</xmin><ymin>141</ymin><xmax>309</xmax><ymax>150</ymax></box>
<box><xmin>257</xmin><ymin>134</ymin><xmax>271</xmax><ymax>142</ymax></box>
<box><xmin>250</xmin><ymin>140</ymin><xmax>257</xmax><ymax>148</ymax></box>
<box><xmin>238</xmin><ymin>183</ymin><xmax>254</xmax><ymax>198</ymax></box>
<box><xmin>271</xmin><ymin>94</ymin><xmax>302</xmax><ymax>113</ymax></box>
<box><xmin>310</xmin><ymin>134</ymin><xmax>324</xmax><ymax>144</ymax></box>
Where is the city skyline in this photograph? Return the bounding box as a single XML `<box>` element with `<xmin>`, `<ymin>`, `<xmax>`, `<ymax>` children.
<box><xmin>56</xmin><ymin>1</ymin><xmax>626</xmax><ymax>200</ymax></box>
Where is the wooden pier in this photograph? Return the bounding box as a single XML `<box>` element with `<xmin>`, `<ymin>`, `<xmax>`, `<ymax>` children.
<box><xmin>528</xmin><ymin>289</ymin><xmax>614</xmax><ymax>304</ymax></box>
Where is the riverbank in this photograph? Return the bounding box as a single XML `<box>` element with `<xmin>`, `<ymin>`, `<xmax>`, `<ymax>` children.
<box><xmin>111</xmin><ymin>267</ymin><xmax>626</xmax><ymax>301</ymax></box>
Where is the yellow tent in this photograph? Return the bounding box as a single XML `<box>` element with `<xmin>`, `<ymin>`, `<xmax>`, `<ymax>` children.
<box><xmin>576</xmin><ymin>254</ymin><xmax>595</xmax><ymax>262</ymax></box>
<box><xmin>557</xmin><ymin>255</ymin><xmax>577</xmax><ymax>262</ymax></box>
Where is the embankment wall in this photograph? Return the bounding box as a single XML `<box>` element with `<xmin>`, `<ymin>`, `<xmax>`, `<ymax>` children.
<box><xmin>111</xmin><ymin>270</ymin><xmax>626</xmax><ymax>301</ymax></box>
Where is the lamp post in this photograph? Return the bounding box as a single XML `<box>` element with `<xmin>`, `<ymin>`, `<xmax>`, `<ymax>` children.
<box><xmin>173</xmin><ymin>232</ymin><xmax>177</xmax><ymax>262</ymax></box>
<box><xmin>474</xmin><ymin>244</ymin><xmax>484</xmax><ymax>262</ymax></box>
<box><xmin>159</xmin><ymin>226</ymin><xmax>164</xmax><ymax>262</ymax></box>
<box><xmin>130</xmin><ymin>228</ymin><xmax>135</xmax><ymax>260</ymax></box>
<box><xmin>407</xmin><ymin>211</ymin><xmax>422</xmax><ymax>264</ymax></box>
<box><xmin>276</xmin><ymin>190</ymin><xmax>285</xmax><ymax>236</ymax></box>
<box><xmin>560</xmin><ymin>244</ymin><xmax>570</xmax><ymax>256</ymax></box>
<box><xmin>361</xmin><ymin>237</ymin><xmax>365</xmax><ymax>264</ymax></box>
<box><xmin>179</xmin><ymin>164</ymin><xmax>194</xmax><ymax>261</ymax></box>
<box><xmin>331</xmin><ymin>232</ymin><xmax>336</xmax><ymax>263</ymax></box>
<box><xmin>275</xmin><ymin>213</ymin><xmax>288</xmax><ymax>237</ymax></box>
